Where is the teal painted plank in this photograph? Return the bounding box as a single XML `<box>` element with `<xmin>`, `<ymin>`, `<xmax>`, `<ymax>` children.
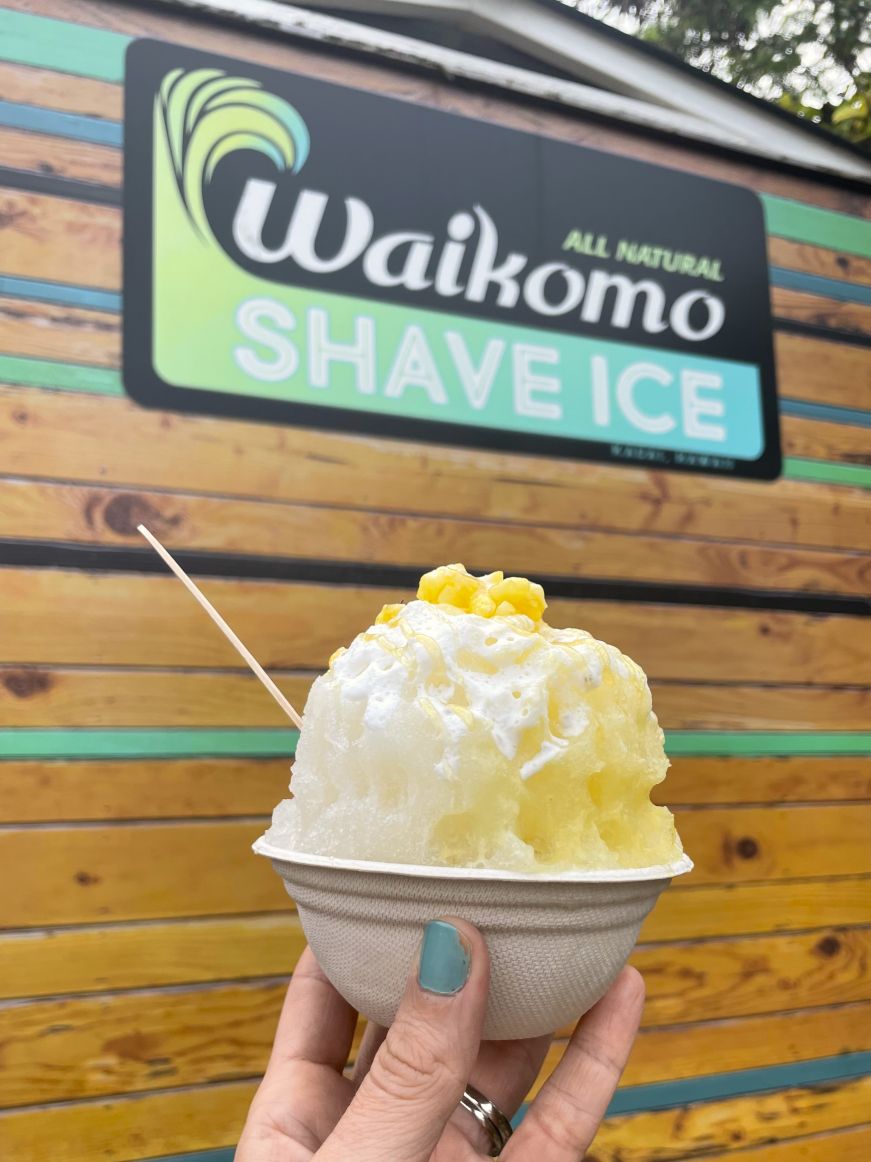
<box><xmin>771</xmin><ymin>265</ymin><xmax>871</xmax><ymax>305</ymax></box>
<box><xmin>141</xmin><ymin>1153</ymin><xmax>234</xmax><ymax>1162</ymax></box>
<box><xmin>762</xmin><ymin>194</ymin><xmax>871</xmax><ymax>259</ymax></box>
<box><xmin>606</xmin><ymin>1051</ymin><xmax>871</xmax><ymax>1115</ymax></box>
<box><xmin>0</xmin><ymin>729</ymin><xmax>299</xmax><ymax>759</ymax></box>
<box><xmin>666</xmin><ymin>731</ymin><xmax>871</xmax><ymax>756</ymax></box>
<box><xmin>0</xmin><ymin>355</ymin><xmax>123</xmax><ymax>395</ymax></box>
<box><xmin>2</xmin><ymin>729</ymin><xmax>870</xmax><ymax>760</ymax></box>
<box><xmin>779</xmin><ymin>398</ymin><xmax>871</xmax><ymax>427</ymax></box>
<box><xmin>0</xmin><ymin>8</ymin><xmax>128</xmax><ymax>81</ymax></box>
<box><xmin>512</xmin><ymin>1049</ymin><xmax>871</xmax><ymax>1127</ymax></box>
<box><xmin>0</xmin><ymin>276</ymin><xmax>121</xmax><ymax>311</ymax></box>
<box><xmin>0</xmin><ymin>99</ymin><xmax>122</xmax><ymax>145</ymax></box>
<box><xmin>784</xmin><ymin>456</ymin><xmax>871</xmax><ymax>489</ymax></box>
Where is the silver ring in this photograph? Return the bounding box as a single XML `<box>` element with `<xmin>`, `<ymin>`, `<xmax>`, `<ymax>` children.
<box><xmin>459</xmin><ymin>1084</ymin><xmax>513</xmax><ymax>1156</ymax></box>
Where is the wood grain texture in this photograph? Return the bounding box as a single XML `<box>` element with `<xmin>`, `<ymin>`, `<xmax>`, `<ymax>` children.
<box><xmin>0</xmin><ymin>1063</ymin><xmax>868</xmax><ymax>1162</ymax></box>
<box><xmin>676</xmin><ymin>804</ymin><xmax>871</xmax><ymax>884</ymax></box>
<box><xmin>3</xmin><ymin>385</ymin><xmax>869</xmax><ymax>554</ymax></box>
<box><xmin>774</xmin><ymin>332</ymin><xmax>871</xmax><ymax>410</ymax></box>
<box><xmin>2</xmin><ymin>570</ymin><xmax>868</xmax><ymax>683</ymax></box>
<box><xmin>772</xmin><ymin>286</ymin><xmax>871</xmax><ymax>337</ymax></box>
<box><xmin>537</xmin><ymin>1004</ymin><xmax>871</xmax><ymax>1094</ymax></box>
<box><xmin>0</xmin><ymin>1078</ymin><xmax>255</xmax><ymax>1162</ymax></box>
<box><xmin>2</xmin><ymin>477</ymin><xmax>870</xmax><ymax>596</ymax></box>
<box><xmin>634</xmin><ymin>926</ymin><xmax>871</xmax><ymax>1024</ymax></box>
<box><xmin>2</xmin><ymin>667</ymin><xmax>870</xmax><ymax>732</ymax></box>
<box><xmin>0</xmin><ymin>914</ymin><xmax>304</xmax><ymax>999</ymax></box>
<box><xmin>0</xmin><ymin>754</ymin><xmax>867</xmax><ymax>825</ymax></box>
<box><xmin>0</xmin><ymin>60</ymin><xmax>122</xmax><ymax>118</ymax></box>
<box><xmin>783</xmin><ymin>415</ymin><xmax>871</xmax><ymax>466</ymax></box>
<box><xmin>0</xmin><ymin>807</ymin><xmax>867</xmax><ymax>926</ymax></box>
<box><xmin>675</xmin><ymin>1125</ymin><xmax>871</xmax><ymax>1162</ymax></box>
<box><xmin>3</xmin><ymin>979</ymin><xmax>870</xmax><ymax>1108</ymax></box>
<box><xmin>0</xmin><ymin>190</ymin><xmax>119</xmax><ymax>288</ymax></box>
<box><xmin>0</xmin><ymin>295</ymin><xmax>118</xmax><ymax>365</ymax></box>
<box><xmin>769</xmin><ymin>237</ymin><xmax>871</xmax><ymax>285</ymax></box>
<box><xmin>642</xmin><ymin>877</ymin><xmax>871</xmax><ymax>941</ymax></box>
<box><xmin>0</xmin><ymin>876</ymin><xmax>864</xmax><ymax>1000</ymax></box>
<box><xmin>0</xmin><ymin>821</ymin><xmax>286</xmax><ymax>926</ymax></box>
<box><xmin>6</xmin><ymin>0</ymin><xmax>871</xmax><ymax>224</ymax></box>
<box><xmin>588</xmin><ymin>1074</ymin><xmax>871</xmax><ymax>1160</ymax></box>
<box><xmin>0</xmin><ymin>126</ymin><xmax>121</xmax><ymax>187</ymax></box>
<box><xmin>658</xmin><ymin>755</ymin><xmax>871</xmax><ymax>804</ymax></box>
<box><xmin>0</xmin><ymin>757</ymin><xmax>293</xmax><ymax>822</ymax></box>
<box><xmin>0</xmin><ymin>980</ymin><xmax>288</xmax><ymax>1107</ymax></box>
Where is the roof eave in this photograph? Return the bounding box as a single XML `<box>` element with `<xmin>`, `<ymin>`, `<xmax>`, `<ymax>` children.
<box><xmin>156</xmin><ymin>0</ymin><xmax>871</xmax><ymax>181</ymax></box>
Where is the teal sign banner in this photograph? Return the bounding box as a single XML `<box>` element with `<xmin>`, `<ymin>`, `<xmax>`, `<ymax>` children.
<box><xmin>123</xmin><ymin>40</ymin><xmax>781</xmax><ymax>479</ymax></box>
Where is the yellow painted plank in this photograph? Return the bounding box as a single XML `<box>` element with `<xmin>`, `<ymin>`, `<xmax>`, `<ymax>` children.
<box><xmin>0</xmin><ymin>757</ymin><xmax>293</xmax><ymax>822</ymax></box>
<box><xmin>0</xmin><ymin>61</ymin><xmax>122</xmax><ymax>119</ymax></box>
<box><xmin>0</xmin><ymin>295</ymin><xmax>118</xmax><ymax>366</ymax></box>
<box><xmin>768</xmin><ymin>236</ymin><xmax>871</xmax><ymax>285</ymax></box>
<box><xmin>783</xmin><ymin>414</ymin><xmax>871</xmax><ymax>466</ymax></box>
<box><xmin>3</xmin><ymin>667</ymin><xmax>870</xmax><ymax>732</ymax></box>
<box><xmin>634</xmin><ymin>926</ymin><xmax>871</xmax><ymax>1024</ymax></box>
<box><xmin>643</xmin><ymin>877</ymin><xmax>871</xmax><ymax>941</ymax></box>
<box><xmin>677</xmin><ymin>804</ymin><xmax>871</xmax><ymax>884</ymax></box>
<box><xmin>3</xmin><ymin>979</ymin><xmax>870</xmax><ymax>1109</ymax></box>
<box><xmin>588</xmin><ymin>1074</ymin><xmax>871</xmax><ymax>1160</ymax></box>
<box><xmin>0</xmin><ymin>914</ymin><xmax>304</xmax><ymax>1000</ymax></box>
<box><xmin>0</xmin><ymin>667</ymin><xmax>313</xmax><ymax>729</ymax></box>
<box><xmin>0</xmin><ymin>1078</ymin><xmax>256</xmax><ymax>1162</ymax></box>
<box><xmin>0</xmin><ymin>1065</ymin><xmax>867</xmax><ymax>1162</ymax></box>
<box><xmin>2</xmin><ymin>570</ymin><xmax>868</xmax><ymax>683</ymax></box>
<box><xmin>535</xmin><ymin>1002</ymin><xmax>871</xmax><ymax>1095</ymax></box>
<box><xmin>0</xmin><ymin>808</ymin><xmax>867</xmax><ymax>920</ymax></box>
<box><xmin>0</xmin><ymin>126</ymin><xmax>121</xmax><ymax>187</ymax></box>
<box><xmin>0</xmin><ymin>876</ymin><xmax>864</xmax><ymax>1000</ymax></box>
<box><xmin>0</xmin><ymin>980</ymin><xmax>289</xmax><ymax>1107</ymax></box>
<box><xmin>0</xmin><ymin>754</ymin><xmax>867</xmax><ymax>826</ymax></box>
<box><xmin>2</xmin><ymin>385</ymin><xmax>868</xmax><ymax>554</ymax></box>
<box><xmin>774</xmin><ymin>332</ymin><xmax>871</xmax><ymax>411</ymax></box>
<box><xmin>0</xmin><ymin>191</ymin><xmax>119</xmax><ymax>288</ymax></box>
<box><xmin>676</xmin><ymin>1124</ymin><xmax>871</xmax><ymax>1162</ymax></box>
<box><xmin>2</xmin><ymin>477</ymin><xmax>869</xmax><ymax>597</ymax></box>
<box><xmin>0</xmin><ymin>821</ymin><xmax>287</xmax><ymax>926</ymax></box>
<box><xmin>657</xmin><ymin>755</ymin><xmax>871</xmax><ymax>805</ymax></box>
<box><xmin>772</xmin><ymin>285</ymin><xmax>871</xmax><ymax>337</ymax></box>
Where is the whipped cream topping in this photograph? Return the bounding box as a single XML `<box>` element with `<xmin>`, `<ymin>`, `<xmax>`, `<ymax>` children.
<box><xmin>324</xmin><ymin>600</ymin><xmax>646</xmax><ymax>781</ymax></box>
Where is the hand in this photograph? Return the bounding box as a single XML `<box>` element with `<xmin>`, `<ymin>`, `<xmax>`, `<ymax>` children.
<box><xmin>235</xmin><ymin>918</ymin><xmax>644</xmax><ymax>1161</ymax></box>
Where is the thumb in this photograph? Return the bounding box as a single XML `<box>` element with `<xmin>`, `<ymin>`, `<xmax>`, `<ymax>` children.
<box><xmin>318</xmin><ymin>918</ymin><xmax>488</xmax><ymax>1162</ymax></box>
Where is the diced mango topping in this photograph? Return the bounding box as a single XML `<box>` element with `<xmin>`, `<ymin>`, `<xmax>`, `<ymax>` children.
<box><xmin>375</xmin><ymin>603</ymin><xmax>405</xmax><ymax>625</ymax></box>
<box><xmin>417</xmin><ymin>564</ymin><xmax>547</xmax><ymax>622</ymax></box>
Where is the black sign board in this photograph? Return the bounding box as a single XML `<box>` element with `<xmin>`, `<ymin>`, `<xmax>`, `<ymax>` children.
<box><xmin>124</xmin><ymin>38</ymin><xmax>781</xmax><ymax>478</ymax></box>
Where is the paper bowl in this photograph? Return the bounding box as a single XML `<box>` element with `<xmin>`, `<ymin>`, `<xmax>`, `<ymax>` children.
<box><xmin>254</xmin><ymin>839</ymin><xmax>692</xmax><ymax>1040</ymax></box>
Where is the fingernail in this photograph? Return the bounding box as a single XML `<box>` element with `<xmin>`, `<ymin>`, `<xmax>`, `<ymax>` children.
<box><xmin>418</xmin><ymin>920</ymin><xmax>471</xmax><ymax>995</ymax></box>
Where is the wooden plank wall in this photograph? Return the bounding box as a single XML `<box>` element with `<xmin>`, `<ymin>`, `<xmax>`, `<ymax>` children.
<box><xmin>0</xmin><ymin>2</ymin><xmax>869</xmax><ymax>1159</ymax></box>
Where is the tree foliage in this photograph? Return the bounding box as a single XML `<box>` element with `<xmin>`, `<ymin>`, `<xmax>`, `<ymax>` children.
<box><xmin>572</xmin><ymin>1</ymin><xmax>871</xmax><ymax>149</ymax></box>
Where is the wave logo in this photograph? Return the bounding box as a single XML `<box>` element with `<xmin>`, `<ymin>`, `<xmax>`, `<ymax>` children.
<box><xmin>157</xmin><ymin>66</ymin><xmax>309</xmax><ymax>240</ymax></box>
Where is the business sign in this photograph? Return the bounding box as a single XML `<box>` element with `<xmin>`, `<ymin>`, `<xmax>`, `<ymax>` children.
<box><xmin>123</xmin><ymin>40</ymin><xmax>781</xmax><ymax>479</ymax></box>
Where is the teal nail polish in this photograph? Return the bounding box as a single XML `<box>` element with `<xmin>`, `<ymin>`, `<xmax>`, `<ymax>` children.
<box><xmin>418</xmin><ymin>920</ymin><xmax>471</xmax><ymax>995</ymax></box>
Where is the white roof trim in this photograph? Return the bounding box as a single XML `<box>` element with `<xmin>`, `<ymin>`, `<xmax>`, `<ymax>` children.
<box><xmin>157</xmin><ymin>0</ymin><xmax>871</xmax><ymax>180</ymax></box>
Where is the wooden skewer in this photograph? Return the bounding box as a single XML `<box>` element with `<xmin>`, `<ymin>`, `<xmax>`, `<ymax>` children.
<box><xmin>137</xmin><ymin>524</ymin><xmax>304</xmax><ymax>730</ymax></box>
